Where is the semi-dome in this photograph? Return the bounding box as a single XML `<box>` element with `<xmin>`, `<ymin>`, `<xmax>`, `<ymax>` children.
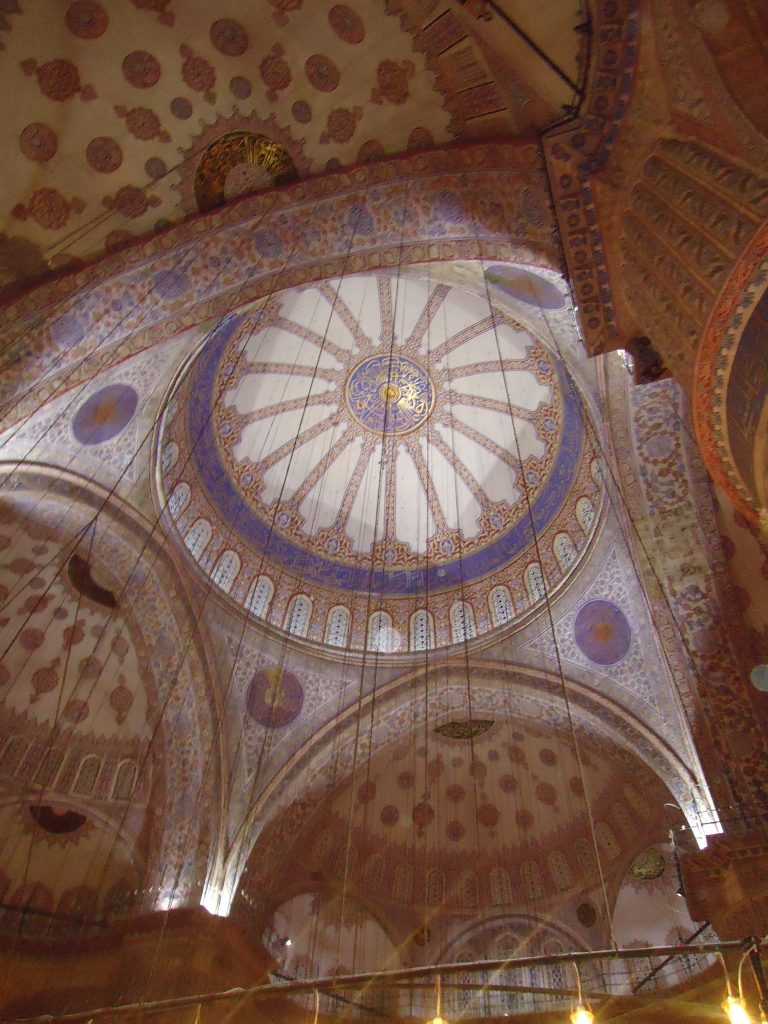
<box><xmin>156</xmin><ymin>272</ymin><xmax>600</xmax><ymax>651</ymax></box>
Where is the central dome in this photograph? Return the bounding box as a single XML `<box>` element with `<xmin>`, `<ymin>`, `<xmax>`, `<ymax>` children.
<box><xmin>157</xmin><ymin>272</ymin><xmax>599</xmax><ymax>651</ymax></box>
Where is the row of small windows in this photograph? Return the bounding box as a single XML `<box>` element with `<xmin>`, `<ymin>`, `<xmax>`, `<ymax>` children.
<box><xmin>165</xmin><ymin>483</ymin><xmax>596</xmax><ymax>642</ymax></box>
<box><xmin>0</xmin><ymin>737</ymin><xmax>138</xmax><ymax>802</ymax></box>
<box><xmin>312</xmin><ymin>831</ymin><xmax>618</xmax><ymax>905</ymax></box>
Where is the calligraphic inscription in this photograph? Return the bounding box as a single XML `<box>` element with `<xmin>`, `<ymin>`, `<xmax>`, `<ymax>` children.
<box><xmin>345</xmin><ymin>353</ymin><xmax>434</xmax><ymax>435</ymax></box>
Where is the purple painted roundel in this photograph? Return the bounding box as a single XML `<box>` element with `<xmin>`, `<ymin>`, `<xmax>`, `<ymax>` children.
<box><xmin>72</xmin><ymin>384</ymin><xmax>138</xmax><ymax>444</ymax></box>
<box><xmin>574</xmin><ymin>600</ymin><xmax>631</xmax><ymax>665</ymax></box>
<box><xmin>246</xmin><ymin>668</ymin><xmax>303</xmax><ymax>727</ymax></box>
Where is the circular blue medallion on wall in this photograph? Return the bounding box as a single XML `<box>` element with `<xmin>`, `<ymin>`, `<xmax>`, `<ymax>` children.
<box><xmin>73</xmin><ymin>384</ymin><xmax>138</xmax><ymax>445</ymax></box>
<box><xmin>574</xmin><ymin>599</ymin><xmax>631</xmax><ymax>665</ymax></box>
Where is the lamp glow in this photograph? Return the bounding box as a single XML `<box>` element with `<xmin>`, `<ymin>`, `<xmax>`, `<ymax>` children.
<box><xmin>723</xmin><ymin>996</ymin><xmax>752</xmax><ymax>1024</ymax></box>
<box><xmin>570</xmin><ymin>1007</ymin><xmax>595</xmax><ymax>1024</ymax></box>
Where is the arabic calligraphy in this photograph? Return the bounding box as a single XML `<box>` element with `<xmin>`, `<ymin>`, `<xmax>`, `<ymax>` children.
<box><xmin>345</xmin><ymin>353</ymin><xmax>434</xmax><ymax>435</ymax></box>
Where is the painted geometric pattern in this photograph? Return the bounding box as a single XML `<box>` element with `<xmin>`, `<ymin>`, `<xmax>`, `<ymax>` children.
<box><xmin>158</xmin><ymin>274</ymin><xmax>601</xmax><ymax>651</ymax></box>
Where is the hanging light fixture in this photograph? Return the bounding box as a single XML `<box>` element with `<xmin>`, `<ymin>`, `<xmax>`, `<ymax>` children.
<box><xmin>426</xmin><ymin>974</ymin><xmax>449</xmax><ymax>1024</ymax></box>
<box><xmin>568</xmin><ymin>962</ymin><xmax>594</xmax><ymax>1024</ymax></box>
<box><xmin>719</xmin><ymin>949</ymin><xmax>754</xmax><ymax>1024</ymax></box>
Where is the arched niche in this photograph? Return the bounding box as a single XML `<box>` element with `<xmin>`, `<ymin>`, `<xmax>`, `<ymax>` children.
<box><xmin>0</xmin><ymin>464</ymin><xmax>223</xmax><ymax>908</ymax></box>
<box><xmin>225</xmin><ymin>661</ymin><xmax>708</xmax><ymax>948</ymax></box>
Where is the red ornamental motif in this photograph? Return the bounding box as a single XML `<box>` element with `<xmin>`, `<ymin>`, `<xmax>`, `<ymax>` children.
<box><xmin>63</xmin><ymin>698</ymin><xmax>89</xmax><ymax>723</ymax></box>
<box><xmin>408</xmin><ymin>126</ymin><xmax>434</xmax><ymax>149</ymax></box>
<box><xmin>180</xmin><ymin>45</ymin><xmax>216</xmax><ymax>103</ymax></box>
<box><xmin>21</xmin><ymin>58</ymin><xmax>96</xmax><ymax>101</ymax></box>
<box><xmin>357</xmin><ymin>139</ymin><xmax>385</xmax><ymax>163</ymax></box>
<box><xmin>328</xmin><ymin>5</ymin><xmax>365</xmax><ymax>44</ymax></box>
<box><xmin>109</xmin><ymin>680</ymin><xmax>134</xmax><ymax>723</ymax></box>
<box><xmin>371</xmin><ymin>59</ymin><xmax>415</xmax><ymax>105</ymax></box>
<box><xmin>319</xmin><ymin>105</ymin><xmax>362</xmax><ymax>144</ymax></box>
<box><xmin>412</xmin><ymin>800</ymin><xmax>435</xmax><ymax>832</ymax></box>
<box><xmin>305</xmin><ymin>53</ymin><xmax>340</xmax><ymax>93</ymax></box>
<box><xmin>30</xmin><ymin>657</ymin><xmax>61</xmax><ymax>703</ymax></box>
<box><xmin>130</xmin><ymin>0</ymin><xmax>175</xmax><ymax>26</ymax></box>
<box><xmin>20</xmin><ymin>629</ymin><xmax>44</xmax><ymax>651</ymax></box>
<box><xmin>105</xmin><ymin>230</ymin><xmax>134</xmax><ymax>251</ymax></box>
<box><xmin>122</xmin><ymin>50</ymin><xmax>161</xmax><ymax>88</ymax></box>
<box><xmin>86</xmin><ymin>136</ymin><xmax>123</xmax><ymax>173</ymax></box>
<box><xmin>12</xmin><ymin>189</ymin><xmax>85</xmax><ymax>229</ymax></box>
<box><xmin>19</xmin><ymin>123</ymin><xmax>58</xmax><ymax>163</ymax></box>
<box><xmin>259</xmin><ymin>43</ymin><xmax>291</xmax><ymax>102</ymax></box>
<box><xmin>535</xmin><ymin>781</ymin><xmax>557</xmax><ymax>805</ymax></box>
<box><xmin>268</xmin><ymin>0</ymin><xmax>303</xmax><ymax>27</ymax></box>
<box><xmin>103</xmin><ymin>186</ymin><xmax>161</xmax><ymax>218</ymax></box>
<box><xmin>114</xmin><ymin>105</ymin><xmax>170</xmax><ymax>142</ymax></box>
<box><xmin>65</xmin><ymin>1</ymin><xmax>108</xmax><ymax>39</ymax></box>
<box><xmin>210</xmin><ymin>18</ymin><xmax>249</xmax><ymax>56</ymax></box>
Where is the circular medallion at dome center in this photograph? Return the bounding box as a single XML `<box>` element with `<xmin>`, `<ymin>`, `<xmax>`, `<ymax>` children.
<box><xmin>346</xmin><ymin>354</ymin><xmax>434</xmax><ymax>435</ymax></box>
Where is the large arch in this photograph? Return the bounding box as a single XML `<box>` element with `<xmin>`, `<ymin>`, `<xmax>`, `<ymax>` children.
<box><xmin>0</xmin><ymin>141</ymin><xmax>559</xmax><ymax>430</ymax></box>
<box><xmin>0</xmin><ymin>463</ymin><xmax>224</xmax><ymax>907</ymax></box>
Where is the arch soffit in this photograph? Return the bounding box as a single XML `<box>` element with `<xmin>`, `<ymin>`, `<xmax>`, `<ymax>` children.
<box><xmin>0</xmin><ymin>141</ymin><xmax>558</xmax><ymax>428</ymax></box>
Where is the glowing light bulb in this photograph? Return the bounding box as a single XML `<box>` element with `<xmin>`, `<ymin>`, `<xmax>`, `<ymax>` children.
<box><xmin>570</xmin><ymin>1007</ymin><xmax>595</xmax><ymax>1024</ymax></box>
<box><xmin>426</xmin><ymin>1017</ymin><xmax>448</xmax><ymax>1024</ymax></box>
<box><xmin>723</xmin><ymin>996</ymin><xmax>752</xmax><ymax>1024</ymax></box>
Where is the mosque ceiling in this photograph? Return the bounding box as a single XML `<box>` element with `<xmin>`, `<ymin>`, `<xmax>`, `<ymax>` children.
<box><xmin>157</xmin><ymin>272</ymin><xmax>601</xmax><ymax>651</ymax></box>
<box><xmin>0</xmin><ymin>0</ymin><xmax>584</xmax><ymax>299</ymax></box>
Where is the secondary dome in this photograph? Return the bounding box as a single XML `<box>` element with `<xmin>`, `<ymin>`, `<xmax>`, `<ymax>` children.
<box><xmin>156</xmin><ymin>273</ymin><xmax>600</xmax><ymax>651</ymax></box>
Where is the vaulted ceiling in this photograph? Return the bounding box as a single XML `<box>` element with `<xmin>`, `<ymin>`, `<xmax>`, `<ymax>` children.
<box><xmin>0</xmin><ymin>0</ymin><xmax>585</xmax><ymax>298</ymax></box>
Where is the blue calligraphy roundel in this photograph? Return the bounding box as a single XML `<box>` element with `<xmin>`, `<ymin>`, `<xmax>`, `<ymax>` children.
<box><xmin>345</xmin><ymin>354</ymin><xmax>434</xmax><ymax>435</ymax></box>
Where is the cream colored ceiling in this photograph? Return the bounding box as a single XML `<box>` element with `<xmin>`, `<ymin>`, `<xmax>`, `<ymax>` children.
<box><xmin>0</xmin><ymin>0</ymin><xmax>584</xmax><ymax>296</ymax></box>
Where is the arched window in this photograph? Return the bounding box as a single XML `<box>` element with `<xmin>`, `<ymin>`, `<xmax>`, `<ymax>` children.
<box><xmin>333</xmin><ymin>846</ymin><xmax>357</xmax><ymax>881</ymax></box>
<box><xmin>161</xmin><ymin>442</ymin><xmax>179</xmax><ymax>473</ymax></box>
<box><xmin>325</xmin><ymin>606</ymin><xmax>350</xmax><ymax>647</ymax></box>
<box><xmin>112</xmin><ymin>760</ymin><xmax>137</xmax><ymax>801</ymax></box>
<box><xmin>167</xmin><ymin>482</ymin><xmax>190</xmax><ymax>519</ymax></box>
<box><xmin>489</xmin><ymin>866</ymin><xmax>513</xmax><ymax>905</ymax></box>
<box><xmin>367</xmin><ymin>610</ymin><xmax>393</xmax><ymax>652</ymax></box>
<box><xmin>489</xmin><ymin>585</ymin><xmax>513</xmax><ymax>627</ymax></box>
<box><xmin>211</xmin><ymin>550</ymin><xmax>240</xmax><ymax>593</ymax></box>
<box><xmin>553</xmin><ymin>532</ymin><xmax>577</xmax><ymax>572</ymax></box>
<box><xmin>184</xmin><ymin>518</ymin><xmax>211</xmax><ymax>559</ymax></box>
<box><xmin>0</xmin><ymin>737</ymin><xmax>27</xmax><ymax>775</ymax></box>
<box><xmin>547</xmin><ymin>850</ymin><xmax>573</xmax><ymax>891</ymax></box>
<box><xmin>284</xmin><ymin>594</ymin><xmax>311</xmax><ymax>637</ymax></box>
<box><xmin>521</xmin><ymin>859</ymin><xmax>545</xmax><ymax>899</ymax></box>
<box><xmin>575</xmin><ymin>838</ymin><xmax>598</xmax><ymax>876</ymax></box>
<box><xmin>622</xmin><ymin>782</ymin><xmax>649</xmax><ymax>814</ymax></box>
<box><xmin>576</xmin><ymin>496</ymin><xmax>596</xmax><ymax>534</ymax></box>
<box><xmin>596</xmin><ymin>821</ymin><xmax>620</xmax><ymax>860</ymax></box>
<box><xmin>246</xmin><ymin>576</ymin><xmax>273</xmax><ymax>619</ymax></box>
<box><xmin>311</xmin><ymin>828</ymin><xmax>335</xmax><ymax>868</ymax></box>
<box><xmin>33</xmin><ymin>749</ymin><xmax>63</xmax><ymax>788</ymax></box>
<box><xmin>458</xmin><ymin>870</ymin><xmax>478</xmax><ymax>908</ymax></box>
<box><xmin>72</xmin><ymin>755</ymin><xmax>101</xmax><ymax>796</ymax></box>
<box><xmin>426</xmin><ymin>868</ymin><xmax>445</xmax><ymax>907</ymax></box>
<box><xmin>450</xmin><ymin>601</ymin><xmax>476</xmax><ymax>644</ymax></box>
<box><xmin>612</xmin><ymin>801</ymin><xmax>634</xmax><ymax>837</ymax></box>
<box><xmin>363</xmin><ymin>855</ymin><xmax>384</xmax><ymax>891</ymax></box>
<box><xmin>393</xmin><ymin>862</ymin><xmax>413</xmax><ymax>901</ymax></box>
<box><xmin>410</xmin><ymin>609</ymin><xmax>435</xmax><ymax>651</ymax></box>
<box><xmin>524</xmin><ymin>563</ymin><xmax>546</xmax><ymax>603</ymax></box>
